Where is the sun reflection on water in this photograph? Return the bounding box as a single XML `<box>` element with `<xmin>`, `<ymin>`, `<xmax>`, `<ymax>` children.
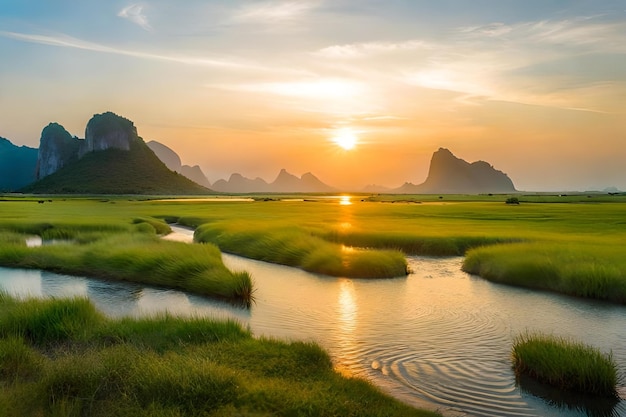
<box><xmin>335</xmin><ymin>278</ymin><xmax>359</xmax><ymax>377</ymax></box>
<box><xmin>339</xmin><ymin>195</ymin><xmax>352</xmax><ymax>205</ymax></box>
<box><xmin>339</xmin><ymin>279</ymin><xmax>357</xmax><ymax>332</ymax></box>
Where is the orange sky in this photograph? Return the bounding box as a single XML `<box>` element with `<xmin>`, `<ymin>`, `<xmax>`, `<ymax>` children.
<box><xmin>1</xmin><ymin>1</ymin><xmax>625</xmax><ymax>191</ymax></box>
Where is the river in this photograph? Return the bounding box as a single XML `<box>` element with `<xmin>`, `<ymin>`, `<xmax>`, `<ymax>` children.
<box><xmin>0</xmin><ymin>226</ymin><xmax>623</xmax><ymax>417</ymax></box>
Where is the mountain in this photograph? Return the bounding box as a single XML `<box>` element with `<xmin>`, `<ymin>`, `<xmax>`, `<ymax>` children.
<box><xmin>146</xmin><ymin>140</ymin><xmax>182</xmax><ymax>172</ymax></box>
<box><xmin>271</xmin><ymin>169</ymin><xmax>302</xmax><ymax>192</ymax></box>
<box><xmin>212</xmin><ymin>173</ymin><xmax>270</xmax><ymax>193</ymax></box>
<box><xmin>212</xmin><ymin>169</ymin><xmax>335</xmax><ymax>193</ymax></box>
<box><xmin>0</xmin><ymin>137</ymin><xmax>38</xmax><ymax>191</ymax></box>
<box><xmin>147</xmin><ymin>140</ymin><xmax>212</xmax><ymax>188</ymax></box>
<box><xmin>180</xmin><ymin>165</ymin><xmax>211</xmax><ymax>188</ymax></box>
<box><xmin>362</xmin><ymin>184</ymin><xmax>392</xmax><ymax>193</ymax></box>
<box><xmin>394</xmin><ymin>148</ymin><xmax>516</xmax><ymax>194</ymax></box>
<box><xmin>21</xmin><ymin>112</ymin><xmax>212</xmax><ymax>195</ymax></box>
<box><xmin>35</xmin><ymin>123</ymin><xmax>80</xmax><ymax>180</ymax></box>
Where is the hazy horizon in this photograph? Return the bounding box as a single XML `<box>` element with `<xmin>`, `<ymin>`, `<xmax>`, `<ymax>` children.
<box><xmin>1</xmin><ymin>1</ymin><xmax>625</xmax><ymax>192</ymax></box>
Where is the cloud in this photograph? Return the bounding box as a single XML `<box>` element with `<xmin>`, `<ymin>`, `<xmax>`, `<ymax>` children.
<box><xmin>207</xmin><ymin>77</ymin><xmax>380</xmax><ymax>116</ymax></box>
<box><xmin>231</xmin><ymin>0</ymin><xmax>320</xmax><ymax>24</ymax></box>
<box><xmin>219</xmin><ymin>78</ymin><xmax>366</xmax><ymax>100</ymax></box>
<box><xmin>460</xmin><ymin>16</ymin><xmax>626</xmax><ymax>54</ymax></box>
<box><xmin>311</xmin><ymin>15</ymin><xmax>626</xmax><ymax>114</ymax></box>
<box><xmin>315</xmin><ymin>40</ymin><xmax>432</xmax><ymax>59</ymax></box>
<box><xmin>0</xmin><ymin>30</ymin><xmax>263</xmax><ymax>70</ymax></box>
<box><xmin>118</xmin><ymin>3</ymin><xmax>152</xmax><ymax>31</ymax></box>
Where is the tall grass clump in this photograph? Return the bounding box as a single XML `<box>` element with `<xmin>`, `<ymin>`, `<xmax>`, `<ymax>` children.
<box><xmin>0</xmin><ymin>297</ymin><xmax>102</xmax><ymax>345</ymax></box>
<box><xmin>0</xmin><ymin>231</ymin><xmax>27</xmax><ymax>245</ymax></box>
<box><xmin>512</xmin><ymin>332</ymin><xmax>618</xmax><ymax>398</ymax></box>
<box><xmin>195</xmin><ymin>222</ymin><xmax>408</xmax><ymax>278</ymax></box>
<box><xmin>0</xmin><ymin>336</ymin><xmax>44</xmax><ymax>381</ymax></box>
<box><xmin>321</xmin><ymin>229</ymin><xmax>515</xmax><ymax>256</ymax></box>
<box><xmin>463</xmin><ymin>242</ymin><xmax>626</xmax><ymax>303</ymax></box>
<box><xmin>83</xmin><ymin>234</ymin><xmax>254</xmax><ymax>306</ymax></box>
<box><xmin>132</xmin><ymin>217</ymin><xmax>172</xmax><ymax>235</ymax></box>
<box><xmin>0</xmin><ymin>230</ymin><xmax>254</xmax><ymax>306</ymax></box>
<box><xmin>0</xmin><ymin>295</ymin><xmax>440</xmax><ymax>417</ymax></box>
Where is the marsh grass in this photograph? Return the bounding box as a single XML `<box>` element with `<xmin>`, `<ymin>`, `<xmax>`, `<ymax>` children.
<box><xmin>512</xmin><ymin>332</ymin><xmax>618</xmax><ymax>398</ymax></box>
<box><xmin>0</xmin><ymin>295</ymin><xmax>101</xmax><ymax>345</ymax></box>
<box><xmin>321</xmin><ymin>229</ymin><xmax>516</xmax><ymax>256</ymax></box>
<box><xmin>2</xmin><ymin>198</ymin><xmax>626</xmax><ymax>300</ymax></box>
<box><xmin>463</xmin><ymin>242</ymin><xmax>626</xmax><ymax>303</ymax></box>
<box><xmin>0</xmin><ymin>230</ymin><xmax>253</xmax><ymax>305</ymax></box>
<box><xmin>0</xmin><ymin>295</ymin><xmax>439</xmax><ymax>417</ymax></box>
<box><xmin>132</xmin><ymin>217</ymin><xmax>171</xmax><ymax>235</ymax></box>
<box><xmin>195</xmin><ymin>223</ymin><xmax>408</xmax><ymax>278</ymax></box>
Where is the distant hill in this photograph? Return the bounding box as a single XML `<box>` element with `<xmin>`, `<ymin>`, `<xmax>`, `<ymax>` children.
<box><xmin>0</xmin><ymin>137</ymin><xmax>38</xmax><ymax>191</ymax></box>
<box><xmin>393</xmin><ymin>148</ymin><xmax>516</xmax><ymax>194</ymax></box>
<box><xmin>362</xmin><ymin>184</ymin><xmax>392</xmax><ymax>193</ymax></box>
<box><xmin>180</xmin><ymin>165</ymin><xmax>212</xmax><ymax>188</ymax></box>
<box><xmin>147</xmin><ymin>140</ymin><xmax>212</xmax><ymax>188</ymax></box>
<box><xmin>146</xmin><ymin>140</ymin><xmax>182</xmax><ymax>172</ymax></box>
<box><xmin>22</xmin><ymin>112</ymin><xmax>212</xmax><ymax>195</ymax></box>
<box><xmin>212</xmin><ymin>169</ymin><xmax>335</xmax><ymax>193</ymax></box>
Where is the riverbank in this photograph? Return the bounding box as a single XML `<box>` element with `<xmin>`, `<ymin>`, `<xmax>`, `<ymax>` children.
<box><xmin>0</xmin><ymin>224</ymin><xmax>253</xmax><ymax>306</ymax></box>
<box><xmin>0</xmin><ymin>294</ymin><xmax>440</xmax><ymax>417</ymax></box>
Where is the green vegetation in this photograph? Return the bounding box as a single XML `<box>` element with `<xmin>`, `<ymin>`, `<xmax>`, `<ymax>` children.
<box><xmin>0</xmin><ymin>207</ymin><xmax>252</xmax><ymax>305</ymax></box>
<box><xmin>20</xmin><ymin>141</ymin><xmax>211</xmax><ymax>195</ymax></box>
<box><xmin>0</xmin><ymin>295</ymin><xmax>439</xmax><ymax>417</ymax></box>
<box><xmin>1</xmin><ymin>195</ymin><xmax>626</xmax><ymax>301</ymax></box>
<box><xmin>512</xmin><ymin>332</ymin><xmax>618</xmax><ymax>397</ymax></box>
<box><xmin>463</xmin><ymin>242</ymin><xmax>626</xmax><ymax>303</ymax></box>
<box><xmin>195</xmin><ymin>222</ymin><xmax>408</xmax><ymax>278</ymax></box>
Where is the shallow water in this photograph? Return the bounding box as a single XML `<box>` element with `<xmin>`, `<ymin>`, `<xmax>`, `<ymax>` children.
<box><xmin>1</xmin><ymin>227</ymin><xmax>624</xmax><ymax>417</ymax></box>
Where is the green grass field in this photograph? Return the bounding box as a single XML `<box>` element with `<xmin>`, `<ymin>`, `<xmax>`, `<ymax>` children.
<box><xmin>1</xmin><ymin>194</ymin><xmax>625</xmax><ymax>301</ymax></box>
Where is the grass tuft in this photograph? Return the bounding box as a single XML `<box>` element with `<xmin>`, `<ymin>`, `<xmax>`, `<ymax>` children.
<box><xmin>512</xmin><ymin>332</ymin><xmax>619</xmax><ymax>398</ymax></box>
<box><xmin>463</xmin><ymin>242</ymin><xmax>626</xmax><ymax>303</ymax></box>
<box><xmin>0</xmin><ymin>297</ymin><xmax>103</xmax><ymax>345</ymax></box>
<box><xmin>195</xmin><ymin>223</ymin><xmax>408</xmax><ymax>278</ymax></box>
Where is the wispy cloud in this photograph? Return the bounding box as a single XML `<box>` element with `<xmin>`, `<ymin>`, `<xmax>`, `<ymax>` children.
<box><xmin>0</xmin><ymin>30</ymin><xmax>264</xmax><ymax>70</ymax></box>
<box><xmin>215</xmin><ymin>78</ymin><xmax>366</xmax><ymax>100</ymax></box>
<box><xmin>207</xmin><ymin>77</ymin><xmax>380</xmax><ymax>116</ymax></box>
<box><xmin>231</xmin><ymin>0</ymin><xmax>320</xmax><ymax>24</ymax></box>
<box><xmin>118</xmin><ymin>3</ymin><xmax>152</xmax><ymax>31</ymax></box>
<box><xmin>315</xmin><ymin>40</ymin><xmax>432</xmax><ymax>59</ymax></box>
<box><xmin>313</xmin><ymin>15</ymin><xmax>626</xmax><ymax>114</ymax></box>
<box><xmin>461</xmin><ymin>16</ymin><xmax>626</xmax><ymax>53</ymax></box>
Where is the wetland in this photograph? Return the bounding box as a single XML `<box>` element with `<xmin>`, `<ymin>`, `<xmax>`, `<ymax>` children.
<box><xmin>1</xmin><ymin>195</ymin><xmax>625</xmax><ymax>416</ymax></box>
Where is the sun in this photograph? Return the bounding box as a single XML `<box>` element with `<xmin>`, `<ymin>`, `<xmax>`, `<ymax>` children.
<box><xmin>332</xmin><ymin>128</ymin><xmax>358</xmax><ymax>150</ymax></box>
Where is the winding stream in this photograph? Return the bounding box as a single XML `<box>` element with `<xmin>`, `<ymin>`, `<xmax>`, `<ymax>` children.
<box><xmin>0</xmin><ymin>226</ymin><xmax>624</xmax><ymax>417</ymax></box>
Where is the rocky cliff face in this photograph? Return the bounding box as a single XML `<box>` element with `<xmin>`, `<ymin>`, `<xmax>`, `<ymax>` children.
<box><xmin>35</xmin><ymin>123</ymin><xmax>80</xmax><ymax>180</ymax></box>
<box><xmin>35</xmin><ymin>112</ymin><xmax>144</xmax><ymax>180</ymax></box>
<box><xmin>394</xmin><ymin>148</ymin><xmax>516</xmax><ymax>194</ymax></box>
<box><xmin>79</xmin><ymin>112</ymin><xmax>138</xmax><ymax>157</ymax></box>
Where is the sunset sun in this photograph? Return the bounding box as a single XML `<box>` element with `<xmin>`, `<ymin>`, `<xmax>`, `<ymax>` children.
<box><xmin>332</xmin><ymin>128</ymin><xmax>358</xmax><ymax>150</ymax></box>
